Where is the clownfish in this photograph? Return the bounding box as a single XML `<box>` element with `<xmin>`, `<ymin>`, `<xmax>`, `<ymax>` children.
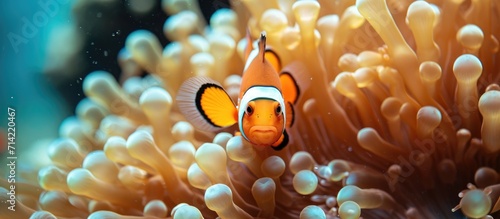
<box><xmin>176</xmin><ymin>32</ymin><xmax>300</xmax><ymax>150</ymax></box>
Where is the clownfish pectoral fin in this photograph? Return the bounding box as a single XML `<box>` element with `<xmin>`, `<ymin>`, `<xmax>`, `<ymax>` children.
<box><xmin>176</xmin><ymin>76</ymin><xmax>238</xmax><ymax>131</ymax></box>
<box><xmin>265</xmin><ymin>48</ymin><xmax>282</xmax><ymax>73</ymax></box>
<box><xmin>280</xmin><ymin>62</ymin><xmax>311</xmax><ymax>128</ymax></box>
<box><xmin>271</xmin><ymin>130</ymin><xmax>289</xmax><ymax>151</ymax></box>
<box><xmin>280</xmin><ymin>71</ymin><xmax>300</xmax><ymax>128</ymax></box>
<box><xmin>280</xmin><ymin>71</ymin><xmax>301</xmax><ymax>105</ymax></box>
<box><xmin>280</xmin><ymin>62</ymin><xmax>311</xmax><ymax>104</ymax></box>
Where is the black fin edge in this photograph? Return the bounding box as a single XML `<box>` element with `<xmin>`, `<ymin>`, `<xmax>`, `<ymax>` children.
<box><xmin>287</xmin><ymin>101</ymin><xmax>295</xmax><ymax>127</ymax></box>
<box><xmin>195</xmin><ymin>83</ymin><xmax>226</xmax><ymax>128</ymax></box>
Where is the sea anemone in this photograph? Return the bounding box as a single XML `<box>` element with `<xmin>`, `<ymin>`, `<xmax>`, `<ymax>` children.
<box><xmin>1</xmin><ymin>0</ymin><xmax>499</xmax><ymax>218</ymax></box>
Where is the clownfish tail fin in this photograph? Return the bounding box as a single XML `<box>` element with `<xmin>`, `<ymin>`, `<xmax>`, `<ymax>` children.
<box><xmin>271</xmin><ymin>130</ymin><xmax>289</xmax><ymax>151</ymax></box>
<box><xmin>176</xmin><ymin>76</ymin><xmax>238</xmax><ymax>132</ymax></box>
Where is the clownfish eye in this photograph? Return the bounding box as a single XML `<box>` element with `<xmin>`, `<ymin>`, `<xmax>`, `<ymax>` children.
<box><xmin>246</xmin><ymin>105</ymin><xmax>254</xmax><ymax>115</ymax></box>
<box><xmin>246</xmin><ymin>101</ymin><xmax>256</xmax><ymax>116</ymax></box>
<box><xmin>275</xmin><ymin>103</ymin><xmax>282</xmax><ymax>115</ymax></box>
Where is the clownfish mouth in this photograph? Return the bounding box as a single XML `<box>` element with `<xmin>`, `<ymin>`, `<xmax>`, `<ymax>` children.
<box><xmin>248</xmin><ymin>126</ymin><xmax>279</xmax><ymax>146</ymax></box>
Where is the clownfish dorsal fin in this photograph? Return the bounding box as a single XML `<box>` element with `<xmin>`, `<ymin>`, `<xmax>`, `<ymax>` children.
<box><xmin>176</xmin><ymin>76</ymin><xmax>238</xmax><ymax>131</ymax></box>
<box><xmin>258</xmin><ymin>32</ymin><xmax>267</xmax><ymax>63</ymax></box>
<box><xmin>243</xmin><ymin>31</ymin><xmax>282</xmax><ymax>73</ymax></box>
<box><xmin>260</xmin><ymin>31</ymin><xmax>281</xmax><ymax>73</ymax></box>
<box><xmin>240</xmin><ymin>31</ymin><xmax>282</xmax><ymax>94</ymax></box>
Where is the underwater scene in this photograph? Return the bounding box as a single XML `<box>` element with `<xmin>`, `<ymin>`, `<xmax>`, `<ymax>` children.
<box><xmin>0</xmin><ymin>0</ymin><xmax>499</xmax><ymax>218</ymax></box>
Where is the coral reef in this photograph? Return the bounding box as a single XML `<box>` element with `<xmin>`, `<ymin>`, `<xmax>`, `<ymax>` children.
<box><xmin>1</xmin><ymin>0</ymin><xmax>499</xmax><ymax>218</ymax></box>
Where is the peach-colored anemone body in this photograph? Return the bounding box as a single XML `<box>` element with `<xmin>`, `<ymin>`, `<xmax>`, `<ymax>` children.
<box><xmin>1</xmin><ymin>0</ymin><xmax>499</xmax><ymax>218</ymax></box>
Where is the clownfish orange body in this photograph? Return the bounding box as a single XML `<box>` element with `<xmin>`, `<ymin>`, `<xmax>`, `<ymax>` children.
<box><xmin>177</xmin><ymin>32</ymin><xmax>300</xmax><ymax>150</ymax></box>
